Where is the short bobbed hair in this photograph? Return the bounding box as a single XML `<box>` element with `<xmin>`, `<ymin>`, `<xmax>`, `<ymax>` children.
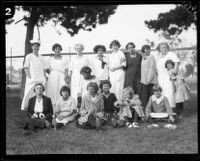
<box><xmin>109</xmin><ymin>40</ymin><xmax>121</xmax><ymax>49</ymax></box>
<box><xmin>52</xmin><ymin>43</ymin><xmax>62</xmax><ymax>51</ymax></box>
<box><xmin>156</xmin><ymin>41</ymin><xmax>170</xmax><ymax>52</ymax></box>
<box><xmin>123</xmin><ymin>87</ymin><xmax>134</xmax><ymax>96</ymax></box>
<box><xmin>60</xmin><ymin>86</ymin><xmax>71</xmax><ymax>96</ymax></box>
<box><xmin>33</xmin><ymin>83</ymin><xmax>45</xmax><ymax>92</ymax></box>
<box><xmin>80</xmin><ymin>66</ymin><xmax>92</xmax><ymax>75</ymax></box>
<box><xmin>141</xmin><ymin>44</ymin><xmax>151</xmax><ymax>53</ymax></box>
<box><xmin>99</xmin><ymin>80</ymin><xmax>112</xmax><ymax>90</ymax></box>
<box><xmin>74</xmin><ymin>43</ymin><xmax>84</xmax><ymax>51</ymax></box>
<box><xmin>87</xmin><ymin>82</ymin><xmax>99</xmax><ymax>93</ymax></box>
<box><xmin>152</xmin><ymin>84</ymin><xmax>162</xmax><ymax>92</ymax></box>
<box><xmin>165</xmin><ymin>59</ymin><xmax>175</xmax><ymax>68</ymax></box>
<box><xmin>93</xmin><ymin>45</ymin><xmax>106</xmax><ymax>53</ymax></box>
<box><xmin>125</xmin><ymin>42</ymin><xmax>136</xmax><ymax>50</ymax></box>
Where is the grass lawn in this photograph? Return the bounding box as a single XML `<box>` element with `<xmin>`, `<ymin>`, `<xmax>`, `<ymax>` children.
<box><xmin>6</xmin><ymin>75</ymin><xmax>198</xmax><ymax>154</ymax></box>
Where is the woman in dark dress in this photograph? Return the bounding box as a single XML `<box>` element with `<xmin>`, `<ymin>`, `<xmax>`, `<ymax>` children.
<box><xmin>124</xmin><ymin>42</ymin><xmax>142</xmax><ymax>94</ymax></box>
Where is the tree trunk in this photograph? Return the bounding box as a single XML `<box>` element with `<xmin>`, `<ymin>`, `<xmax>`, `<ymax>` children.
<box><xmin>20</xmin><ymin>7</ymin><xmax>38</xmax><ymax>100</ymax></box>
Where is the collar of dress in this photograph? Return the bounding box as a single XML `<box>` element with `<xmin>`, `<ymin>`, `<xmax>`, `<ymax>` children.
<box><xmin>152</xmin><ymin>94</ymin><xmax>165</xmax><ymax>104</ymax></box>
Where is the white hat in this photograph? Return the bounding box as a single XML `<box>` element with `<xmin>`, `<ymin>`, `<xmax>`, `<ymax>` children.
<box><xmin>30</xmin><ymin>39</ymin><xmax>41</xmax><ymax>45</ymax></box>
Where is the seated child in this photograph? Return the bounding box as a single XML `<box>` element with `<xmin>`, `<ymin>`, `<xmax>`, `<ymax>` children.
<box><xmin>145</xmin><ymin>84</ymin><xmax>176</xmax><ymax>129</ymax></box>
<box><xmin>52</xmin><ymin>86</ymin><xmax>77</xmax><ymax>129</ymax></box>
<box><xmin>113</xmin><ymin>87</ymin><xmax>145</xmax><ymax>128</ymax></box>
<box><xmin>77</xmin><ymin>66</ymin><xmax>99</xmax><ymax>109</ymax></box>
<box><xmin>76</xmin><ymin>82</ymin><xmax>106</xmax><ymax>129</ymax></box>
<box><xmin>99</xmin><ymin>80</ymin><xmax>118</xmax><ymax>124</ymax></box>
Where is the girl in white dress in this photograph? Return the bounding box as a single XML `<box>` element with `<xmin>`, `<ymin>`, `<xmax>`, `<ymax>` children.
<box><xmin>69</xmin><ymin>44</ymin><xmax>90</xmax><ymax>100</ymax></box>
<box><xmin>21</xmin><ymin>39</ymin><xmax>47</xmax><ymax>110</ymax></box>
<box><xmin>152</xmin><ymin>42</ymin><xmax>180</xmax><ymax>110</ymax></box>
<box><xmin>53</xmin><ymin>86</ymin><xmax>77</xmax><ymax>129</ymax></box>
<box><xmin>46</xmin><ymin>43</ymin><xmax>69</xmax><ymax>111</ymax></box>
<box><xmin>108</xmin><ymin>40</ymin><xmax>126</xmax><ymax>100</ymax></box>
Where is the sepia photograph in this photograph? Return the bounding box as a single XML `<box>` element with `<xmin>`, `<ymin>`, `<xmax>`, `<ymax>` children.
<box><xmin>4</xmin><ymin>2</ymin><xmax>198</xmax><ymax>156</ymax></box>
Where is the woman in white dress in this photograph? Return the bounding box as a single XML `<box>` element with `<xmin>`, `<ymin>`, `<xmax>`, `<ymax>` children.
<box><xmin>153</xmin><ymin>42</ymin><xmax>180</xmax><ymax>109</ymax></box>
<box><xmin>21</xmin><ymin>39</ymin><xmax>47</xmax><ymax>110</ymax></box>
<box><xmin>69</xmin><ymin>44</ymin><xmax>90</xmax><ymax>100</ymax></box>
<box><xmin>108</xmin><ymin>40</ymin><xmax>126</xmax><ymax>100</ymax></box>
<box><xmin>46</xmin><ymin>43</ymin><xmax>69</xmax><ymax>111</ymax></box>
<box><xmin>92</xmin><ymin>45</ymin><xmax>109</xmax><ymax>82</ymax></box>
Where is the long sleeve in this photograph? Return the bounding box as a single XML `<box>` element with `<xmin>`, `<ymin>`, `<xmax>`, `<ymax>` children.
<box><xmin>147</xmin><ymin>56</ymin><xmax>156</xmax><ymax>83</ymax></box>
<box><xmin>27</xmin><ymin>98</ymin><xmax>34</xmax><ymax>118</ymax></box>
<box><xmin>164</xmin><ymin>97</ymin><xmax>173</xmax><ymax>116</ymax></box>
<box><xmin>45</xmin><ymin>98</ymin><xmax>53</xmax><ymax>121</ymax></box>
<box><xmin>145</xmin><ymin>97</ymin><xmax>152</xmax><ymax>117</ymax></box>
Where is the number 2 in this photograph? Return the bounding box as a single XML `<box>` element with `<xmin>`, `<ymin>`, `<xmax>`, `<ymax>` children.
<box><xmin>5</xmin><ymin>8</ymin><xmax>11</xmax><ymax>16</ymax></box>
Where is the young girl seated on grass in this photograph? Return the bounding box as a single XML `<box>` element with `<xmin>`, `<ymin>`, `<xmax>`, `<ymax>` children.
<box><xmin>99</xmin><ymin>80</ymin><xmax>118</xmax><ymax>125</ymax></box>
<box><xmin>52</xmin><ymin>86</ymin><xmax>77</xmax><ymax>129</ymax></box>
<box><xmin>145</xmin><ymin>84</ymin><xmax>176</xmax><ymax>129</ymax></box>
<box><xmin>165</xmin><ymin>59</ymin><xmax>191</xmax><ymax>120</ymax></box>
<box><xmin>76</xmin><ymin>82</ymin><xmax>106</xmax><ymax>129</ymax></box>
<box><xmin>112</xmin><ymin>87</ymin><xmax>145</xmax><ymax>128</ymax></box>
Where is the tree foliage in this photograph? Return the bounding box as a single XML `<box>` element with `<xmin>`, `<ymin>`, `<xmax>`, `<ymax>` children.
<box><xmin>144</xmin><ymin>5</ymin><xmax>197</xmax><ymax>36</ymax></box>
<box><xmin>21</xmin><ymin>5</ymin><xmax>118</xmax><ymax>36</ymax></box>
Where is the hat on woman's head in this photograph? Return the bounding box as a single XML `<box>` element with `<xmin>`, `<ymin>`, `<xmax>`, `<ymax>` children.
<box><xmin>30</xmin><ymin>39</ymin><xmax>41</xmax><ymax>46</ymax></box>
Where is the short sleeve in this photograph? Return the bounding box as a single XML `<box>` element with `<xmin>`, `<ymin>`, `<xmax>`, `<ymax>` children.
<box><xmin>23</xmin><ymin>54</ymin><xmax>31</xmax><ymax>69</ymax></box>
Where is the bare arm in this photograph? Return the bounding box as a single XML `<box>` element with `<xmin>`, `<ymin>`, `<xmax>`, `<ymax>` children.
<box><xmin>24</xmin><ymin>68</ymin><xmax>31</xmax><ymax>79</ymax></box>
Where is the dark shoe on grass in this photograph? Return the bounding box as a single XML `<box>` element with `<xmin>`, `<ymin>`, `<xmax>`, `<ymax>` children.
<box><xmin>56</xmin><ymin>123</ymin><xmax>64</xmax><ymax>129</ymax></box>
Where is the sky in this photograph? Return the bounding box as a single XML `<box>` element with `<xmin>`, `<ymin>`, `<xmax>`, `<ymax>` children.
<box><xmin>5</xmin><ymin>4</ymin><xmax>197</xmax><ymax>69</ymax></box>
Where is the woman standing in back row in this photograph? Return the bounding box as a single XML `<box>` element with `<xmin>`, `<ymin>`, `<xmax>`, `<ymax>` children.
<box><xmin>123</xmin><ymin>42</ymin><xmax>142</xmax><ymax>95</ymax></box>
<box><xmin>139</xmin><ymin>44</ymin><xmax>157</xmax><ymax>108</ymax></box>
<box><xmin>68</xmin><ymin>44</ymin><xmax>90</xmax><ymax>101</ymax></box>
<box><xmin>152</xmin><ymin>41</ymin><xmax>180</xmax><ymax>110</ymax></box>
<box><xmin>46</xmin><ymin>43</ymin><xmax>69</xmax><ymax>111</ymax></box>
<box><xmin>21</xmin><ymin>39</ymin><xmax>47</xmax><ymax>111</ymax></box>
<box><xmin>108</xmin><ymin>40</ymin><xmax>126</xmax><ymax>100</ymax></box>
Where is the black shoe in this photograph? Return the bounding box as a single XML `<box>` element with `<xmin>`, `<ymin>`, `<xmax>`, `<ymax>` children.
<box><xmin>56</xmin><ymin>123</ymin><xmax>64</xmax><ymax>129</ymax></box>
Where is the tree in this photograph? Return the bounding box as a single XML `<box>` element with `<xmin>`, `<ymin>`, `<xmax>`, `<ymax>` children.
<box><xmin>144</xmin><ymin>4</ymin><xmax>197</xmax><ymax>37</ymax></box>
<box><xmin>6</xmin><ymin>5</ymin><xmax>118</xmax><ymax>99</ymax></box>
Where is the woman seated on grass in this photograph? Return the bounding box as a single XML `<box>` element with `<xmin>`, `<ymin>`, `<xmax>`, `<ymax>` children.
<box><xmin>99</xmin><ymin>80</ymin><xmax>118</xmax><ymax>125</ymax></box>
<box><xmin>145</xmin><ymin>84</ymin><xmax>177</xmax><ymax>129</ymax></box>
<box><xmin>23</xmin><ymin>83</ymin><xmax>53</xmax><ymax>135</ymax></box>
<box><xmin>52</xmin><ymin>86</ymin><xmax>77</xmax><ymax>129</ymax></box>
<box><xmin>112</xmin><ymin>87</ymin><xmax>145</xmax><ymax>128</ymax></box>
<box><xmin>76</xmin><ymin>82</ymin><xmax>106</xmax><ymax>129</ymax></box>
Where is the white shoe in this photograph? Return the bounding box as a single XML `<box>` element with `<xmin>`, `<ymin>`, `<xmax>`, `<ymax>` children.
<box><xmin>132</xmin><ymin>122</ymin><xmax>139</xmax><ymax>128</ymax></box>
<box><xmin>148</xmin><ymin>124</ymin><xmax>159</xmax><ymax>128</ymax></box>
<box><xmin>126</xmin><ymin>122</ymin><xmax>133</xmax><ymax>128</ymax></box>
<box><xmin>164</xmin><ymin>124</ymin><xmax>177</xmax><ymax>129</ymax></box>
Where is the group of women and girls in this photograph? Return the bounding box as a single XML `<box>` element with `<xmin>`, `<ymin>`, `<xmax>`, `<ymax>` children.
<box><xmin>22</xmin><ymin>38</ymin><xmax>191</xmax><ymax>134</ymax></box>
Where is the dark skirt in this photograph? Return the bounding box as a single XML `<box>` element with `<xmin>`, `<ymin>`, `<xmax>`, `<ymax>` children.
<box><xmin>138</xmin><ymin>83</ymin><xmax>154</xmax><ymax>109</ymax></box>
